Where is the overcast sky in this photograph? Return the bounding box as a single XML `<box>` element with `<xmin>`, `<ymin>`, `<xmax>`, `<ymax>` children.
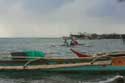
<box><xmin>0</xmin><ymin>0</ymin><xmax>125</xmax><ymax>37</ymax></box>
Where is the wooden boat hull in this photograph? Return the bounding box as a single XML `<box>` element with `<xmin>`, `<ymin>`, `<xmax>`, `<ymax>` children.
<box><xmin>71</xmin><ymin>48</ymin><xmax>125</xmax><ymax>58</ymax></box>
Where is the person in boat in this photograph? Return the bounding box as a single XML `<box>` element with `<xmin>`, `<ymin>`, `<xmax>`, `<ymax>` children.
<box><xmin>63</xmin><ymin>36</ymin><xmax>69</xmax><ymax>47</ymax></box>
<box><xmin>70</xmin><ymin>36</ymin><xmax>79</xmax><ymax>46</ymax></box>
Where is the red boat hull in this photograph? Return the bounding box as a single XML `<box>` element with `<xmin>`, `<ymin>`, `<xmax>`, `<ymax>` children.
<box><xmin>70</xmin><ymin>49</ymin><xmax>90</xmax><ymax>57</ymax></box>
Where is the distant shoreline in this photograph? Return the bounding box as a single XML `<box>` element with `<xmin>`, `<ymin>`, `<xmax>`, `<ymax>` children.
<box><xmin>0</xmin><ymin>33</ymin><xmax>125</xmax><ymax>39</ymax></box>
<box><xmin>69</xmin><ymin>33</ymin><xmax>125</xmax><ymax>39</ymax></box>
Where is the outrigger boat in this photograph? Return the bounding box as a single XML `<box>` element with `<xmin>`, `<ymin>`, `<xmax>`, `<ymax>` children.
<box><xmin>0</xmin><ymin>50</ymin><xmax>124</xmax><ymax>72</ymax></box>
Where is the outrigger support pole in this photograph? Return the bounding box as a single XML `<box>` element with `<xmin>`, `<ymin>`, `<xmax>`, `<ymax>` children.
<box><xmin>90</xmin><ymin>57</ymin><xmax>99</xmax><ymax>64</ymax></box>
<box><xmin>23</xmin><ymin>58</ymin><xmax>42</xmax><ymax>68</ymax></box>
<box><xmin>90</xmin><ymin>54</ymin><xmax>110</xmax><ymax>64</ymax></box>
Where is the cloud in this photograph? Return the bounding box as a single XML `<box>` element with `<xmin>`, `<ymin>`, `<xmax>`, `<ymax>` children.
<box><xmin>0</xmin><ymin>0</ymin><xmax>125</xmax><ymax>37</ymax></box>
<box><xmin>0</xmin><ymin>0</ymin><xmax>71</xmax><ymax>37</ymax></box>
<box><xmin>49</xmin><ymin>0</ymin><xmax>125</xmax><ymax>34</ymax></box>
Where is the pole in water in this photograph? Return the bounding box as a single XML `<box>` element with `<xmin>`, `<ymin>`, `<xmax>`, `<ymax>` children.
<box><xmin>120</xmin><ymin>34</ymin><xmax>125</xmax><ymax>44</ymax></box>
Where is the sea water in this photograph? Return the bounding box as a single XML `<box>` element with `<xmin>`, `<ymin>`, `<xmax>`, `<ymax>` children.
<box><xmin>0</xmin><ymin>38</ymin><xmax>125</xmax><ymax>83</ymax></box>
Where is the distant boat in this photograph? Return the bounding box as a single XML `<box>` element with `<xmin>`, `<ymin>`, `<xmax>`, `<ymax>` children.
<box><xmin>51</xmin><ymin>44</ymin><xmax>92</xmax><ymax>48</ymax></box>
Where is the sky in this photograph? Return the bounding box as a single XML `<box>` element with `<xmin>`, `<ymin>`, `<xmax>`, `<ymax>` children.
<box><xmin>0</xmin><ymin>0</ymin><xmax>125</xmax><ymax>37</ymax></box>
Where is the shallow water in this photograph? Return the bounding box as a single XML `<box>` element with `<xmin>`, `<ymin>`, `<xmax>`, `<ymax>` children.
<box><xmin>0</xmin><ymin>38</ymin><xmax>125</xmax><ymax>83</ymax></box>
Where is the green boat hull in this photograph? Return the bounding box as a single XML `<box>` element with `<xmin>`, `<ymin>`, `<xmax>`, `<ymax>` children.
<box><xmin>45</xmin><ymin>65</ymin><xmax>125</xmax><ymax>72</ymax></box>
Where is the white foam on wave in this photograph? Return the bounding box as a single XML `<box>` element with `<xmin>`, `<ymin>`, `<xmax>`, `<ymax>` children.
<box><xmin>98</xmin><ymin>75</ymin><xmax>124</xmax><ymax>83</ymax></box>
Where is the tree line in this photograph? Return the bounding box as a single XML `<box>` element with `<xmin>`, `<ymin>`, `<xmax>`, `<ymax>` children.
<box><xmin>69</xmin><ymin>33</ymin><xmax>125</xmax><ymax>39</ymax></box>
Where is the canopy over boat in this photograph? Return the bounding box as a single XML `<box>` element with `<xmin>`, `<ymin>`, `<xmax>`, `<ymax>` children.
<box><xmin>23</xmin><ymin>50</ymin><xmax>45</xmax><ymax>60</ymax></box>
